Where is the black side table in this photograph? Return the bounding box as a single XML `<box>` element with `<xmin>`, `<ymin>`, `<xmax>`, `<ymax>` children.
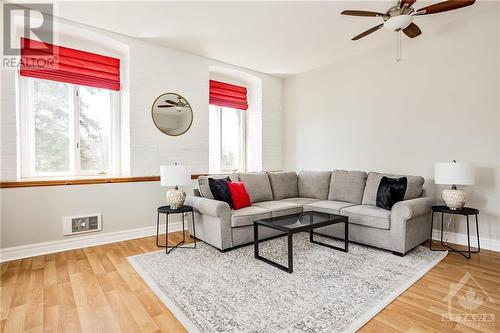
<box><xmin>429</xmin><ymin>205</ymin><xmax>480</xmax><ymax>259</ymax></box>
<box><xmin>157</xmin><ymin>205</ymin><xmax>196</xmax><ymax>254</ymax></box>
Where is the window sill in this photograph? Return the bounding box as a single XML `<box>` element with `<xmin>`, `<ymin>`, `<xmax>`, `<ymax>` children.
<box><xmin>19</xmin><ymin>175</ymin><xmax>117</xmax><ymax>181</ymax></box>
<box><xmin>0</xmin><ymin>175</ymin><xmax>205</xmax><ymax>188</ymax></box>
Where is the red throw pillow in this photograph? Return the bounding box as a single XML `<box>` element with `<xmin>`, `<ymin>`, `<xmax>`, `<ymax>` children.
<box><xmin>227</xmin><ymin>181</ymin><xmax>251</xmax><ymax>210</ymax></box>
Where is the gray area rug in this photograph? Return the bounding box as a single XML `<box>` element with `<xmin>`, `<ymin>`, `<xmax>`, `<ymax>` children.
<box><xmin>128</xmin><ymin>233</ymin><xmax>446</xmax><ymax>333</ymax></box>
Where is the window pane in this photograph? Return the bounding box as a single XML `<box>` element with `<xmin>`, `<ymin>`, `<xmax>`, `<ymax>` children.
<box><xmin>208</xmin><ymin>105</ymin><xmax>221</xmax><ymax>173</ymax></box>
<box><xmin>79</xmin><ymin>87</ymin><xmax>111</xmax><ymax>172</ymax></box>
<box><xmin>33</xmin><ymin>80</ymin><xmax>70</xmax><ymax>173</ymax></box>
<box><xmin>221</xmin><ymin>108</ymin><xmax>242</xmax><ymax>171</ymax></box>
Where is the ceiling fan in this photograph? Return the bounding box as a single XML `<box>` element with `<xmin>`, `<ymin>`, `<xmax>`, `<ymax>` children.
<box><xmin>341</xmin><ymin>0</ymin><xmax>476</xmax><ymax>41</ymax></box>
<box><xmin>157</xmin><ymin>96</ymin><xmax>189</xmax><ymax>112</ymax></box>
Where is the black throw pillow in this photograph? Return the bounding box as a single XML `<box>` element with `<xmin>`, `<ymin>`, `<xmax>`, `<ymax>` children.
<box><xmin>376</xmin><ymin>176</ymin><xmax>408</xmax><ymax>210</ymax></box>
<box><xmin>208</xmin><ymin>177</ymin><xmax>233</xmax><ymax>208</ymax></box>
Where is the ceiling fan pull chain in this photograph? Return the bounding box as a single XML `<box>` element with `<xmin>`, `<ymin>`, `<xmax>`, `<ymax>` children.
<box><xmin>395</xmin><ymin>30</ymin><xmax>403</xmax><ymax>62</ymax></box>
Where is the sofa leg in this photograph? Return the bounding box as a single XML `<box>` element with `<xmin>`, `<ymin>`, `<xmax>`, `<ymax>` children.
<box><xmin>392</xmin><ymin>251</ymin><xmax>405</xmax><ymax>257</ymax></box>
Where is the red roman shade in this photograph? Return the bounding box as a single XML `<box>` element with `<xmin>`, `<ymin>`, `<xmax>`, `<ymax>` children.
<box><xmin>209</xmin><ymin>80</ymin><xmax>248</xmax><ymax>110</ymax></box>
<box><xmin>20</xmin><ymin>37</ymin><xmax>120</xmax><ymax>91</ymax></box>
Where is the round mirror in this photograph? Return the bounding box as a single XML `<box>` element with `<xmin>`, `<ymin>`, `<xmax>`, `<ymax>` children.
<box><xmin>151</xmin><ymin>93</ymin><xmax>193</xmax><ymax>136</ymax></box>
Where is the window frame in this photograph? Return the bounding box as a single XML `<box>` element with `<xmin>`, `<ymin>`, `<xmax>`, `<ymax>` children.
<box><xmin>210</xmin><ymin>105</ymin><xmax>246</xmax><ymax>173</ymax></box>
<box><xmin>19</xmin><ymin>77</ymin><xmax>121</xmax><ymax>179</ymax></box>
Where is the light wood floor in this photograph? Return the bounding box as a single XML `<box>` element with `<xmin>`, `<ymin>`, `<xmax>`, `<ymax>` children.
<box><xmin>1</xmin><ymin>232</ymin><xmax>499</xmax><ymax>333</ymax></box>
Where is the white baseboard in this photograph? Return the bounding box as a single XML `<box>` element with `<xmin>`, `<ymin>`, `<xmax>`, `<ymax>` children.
<box><xmin>431</xmin><ymin>230</ymin><xmax>500</xmax><ymax>252</ymax></box>
<box><xmin>0</xmin><ymin>221</ymin><xmax>183</xmax><ymax>262</ymax></box>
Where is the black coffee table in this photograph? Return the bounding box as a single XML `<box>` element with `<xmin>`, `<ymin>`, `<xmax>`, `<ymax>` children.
<box><xmin>254</xmin><ymin>211</ymin><xmax>348</xmax><ymax>273</ymax></box>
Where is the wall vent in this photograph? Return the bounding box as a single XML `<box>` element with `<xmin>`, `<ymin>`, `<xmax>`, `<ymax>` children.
<box><xmin>63</xmin><ymin>214</ymin><xmax>102</xmax><ymax>236</ymax></box>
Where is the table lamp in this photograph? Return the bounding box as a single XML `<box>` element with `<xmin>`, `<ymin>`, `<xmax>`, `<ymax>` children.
<box><xmin>434</xmin><ymin>160</ymin><xmax>474</xmax><ymax>210</ymax></box>
<box><xmin>160</xmin><ymin>164</ymin><xmax>191</xmax><ymax>210</ymax></box>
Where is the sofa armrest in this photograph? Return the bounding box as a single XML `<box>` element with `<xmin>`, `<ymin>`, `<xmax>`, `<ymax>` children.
<box><xmin>390</xmin><ymin>197</ymin><xmax>432</xmax><ymax>255</ymax></box>
<box><xmin>391</xmin><ymin>197</ymin><xmax>432</xmax><ymax>221</ymax></box>
<box><xmin>184</xmin><ymin>196</ymin><xmax>233</xmax><ymax>250</ymax></box>
<box><xmin>185</xmin><ymin>196</ymin><xmax>231</xmax><ymax>219</ymax></box>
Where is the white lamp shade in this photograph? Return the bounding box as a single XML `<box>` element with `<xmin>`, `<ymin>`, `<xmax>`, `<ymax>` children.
<box><xmin>160</xmin><ymin>165</ymin><xmax>191</xmax><ymax>187</ymax></box>
<box><xmin>434</xmin><ymin>162</ymin><xmax>474</xmax><ymax>185</ymax></box>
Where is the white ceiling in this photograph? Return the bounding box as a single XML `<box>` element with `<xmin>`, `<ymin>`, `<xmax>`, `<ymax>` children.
<box><xmin>50</xmin><ymin>1</ymin><xmax>481</xmax><ymax>76</ymax></box>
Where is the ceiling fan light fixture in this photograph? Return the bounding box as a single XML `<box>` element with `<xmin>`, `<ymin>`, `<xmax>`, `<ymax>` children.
<box><xmin>383</xmin><ymin>14</ymin><xmax>413</xmax><ymax>31</ymax></box>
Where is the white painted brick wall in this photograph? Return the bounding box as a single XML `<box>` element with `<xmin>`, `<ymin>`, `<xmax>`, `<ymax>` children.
<box><xmin>262</xmin><ymin>77</ymin><xmax>283</xmax><ymax>171</ymax></box>
<box><xmin>1</xmin><ymin>69</ymin><xmax>18</xmax><ymax>181</ymax></box>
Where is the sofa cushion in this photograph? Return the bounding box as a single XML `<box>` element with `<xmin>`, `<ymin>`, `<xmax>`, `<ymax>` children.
<box><xmin>231</xmin><ymin>205</ymin><xmax>271</xmax><ymax>228</ymax></box>
<box><xmin>253</xmin><ymin>200</ymin><xmax>302</xmax><ymax>217</ymax></box>
<box><xmin>303</xmin><ymin>200</ymin><xmax>357</xmax><ymax>215</ymax></box>
<box><xmin>280</xmin><ymin>197</ymin><xmax>321</xmax><ymax>206</ymax></box>
<box><xmin>198</xmin><ymin>174</ymin><xmax>238</xmax><ymax>199</ymax></box>
<box><xmin>238</xmin><ymin>172</ymin><xmax>273</xmax><ymax>203</ymax></box>
<box><xmin>340</xmin><ymin>205</ymin><xmax>391</xmax><ymax>230</ymax></box>
<box><xmin>362</xmin><ymin>172</ymin><xmax>425</xmax><ymax>206</ymax></box>
<box><xmin>298</xmin><ymin>171</ymin><xmax>331</xmax><ymax>200</ymax></box>
<box><xmin>328</xmin><ymin>170</ymin><xmax>367</xmax><ymax>204</ymax></box>
<box><xmin>268</xmin><ymin>171</ymin><xmax>298</xmax><ymax>200</ymax></box>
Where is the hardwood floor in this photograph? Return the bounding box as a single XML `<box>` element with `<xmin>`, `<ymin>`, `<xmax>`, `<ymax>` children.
<box><xmin>1</xmin><ymin>233</ymin><xmax>499</xmax><ymax>333</ymax></box>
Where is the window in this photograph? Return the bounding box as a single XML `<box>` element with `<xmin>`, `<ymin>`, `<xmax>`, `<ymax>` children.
<box><xmin>208</xmin><ymin>79</ymin><xmax>248</xmax><ymax>173</ymax></box>
<box><xmin>20</xmin><ymin>77</ymin><xmax>119</xmax><ymax>178</ymax></box>
<box><xmin>209</xmin><ymin>105</ymin><xmax>246</xmax><ymax>173</ymax></box>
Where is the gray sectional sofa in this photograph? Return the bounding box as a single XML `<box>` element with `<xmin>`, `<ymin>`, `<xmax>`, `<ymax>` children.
<box><xmin>185</xmin><ymin>170</ymin><xmax>432</xmax><ymax>256</ymax></box>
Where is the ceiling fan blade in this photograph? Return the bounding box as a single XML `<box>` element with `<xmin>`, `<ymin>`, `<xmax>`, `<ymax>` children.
<box><xmin>416</xmin><ymin>0</ymin><xmax>475</xmax><ymax>15</ymax></box>
<box><xmin>400</xmin><ymin>0</ymin><xmax>417</xmax><ymax>8</ymax></box>
<box><xmin>352</xmin><ymin>23</ymin><xmax>384</xmax><ymax>40</ymax></box>
<box><xmin>341</xmin><ymin>10</ymin><xmax>385</xmax><ymax>17</ymax></box>
<box><xmin>403</xmin><ymin>23</ymin><xmax>422</xmax><ymax>38</ymax></box>
<box><xmin>165</xmin><ymin>99</ymin><xmax>178</xmax><ymax>105</ymax></box>
<box><xmin>157</xmin><ymin>105</ymin><xmax>174</xmax><ymax>108</ymax></box>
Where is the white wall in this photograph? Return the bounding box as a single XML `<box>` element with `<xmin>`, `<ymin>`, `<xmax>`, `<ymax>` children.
<box><xmin>283</xmin><ymin>2</ymin><xmax>500</xmax><ymax>248</ymax></box>
<box><xmin>0</xmin><ymin>16</ymin><xmax>282</xmax><ymax>252</ymax></box>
